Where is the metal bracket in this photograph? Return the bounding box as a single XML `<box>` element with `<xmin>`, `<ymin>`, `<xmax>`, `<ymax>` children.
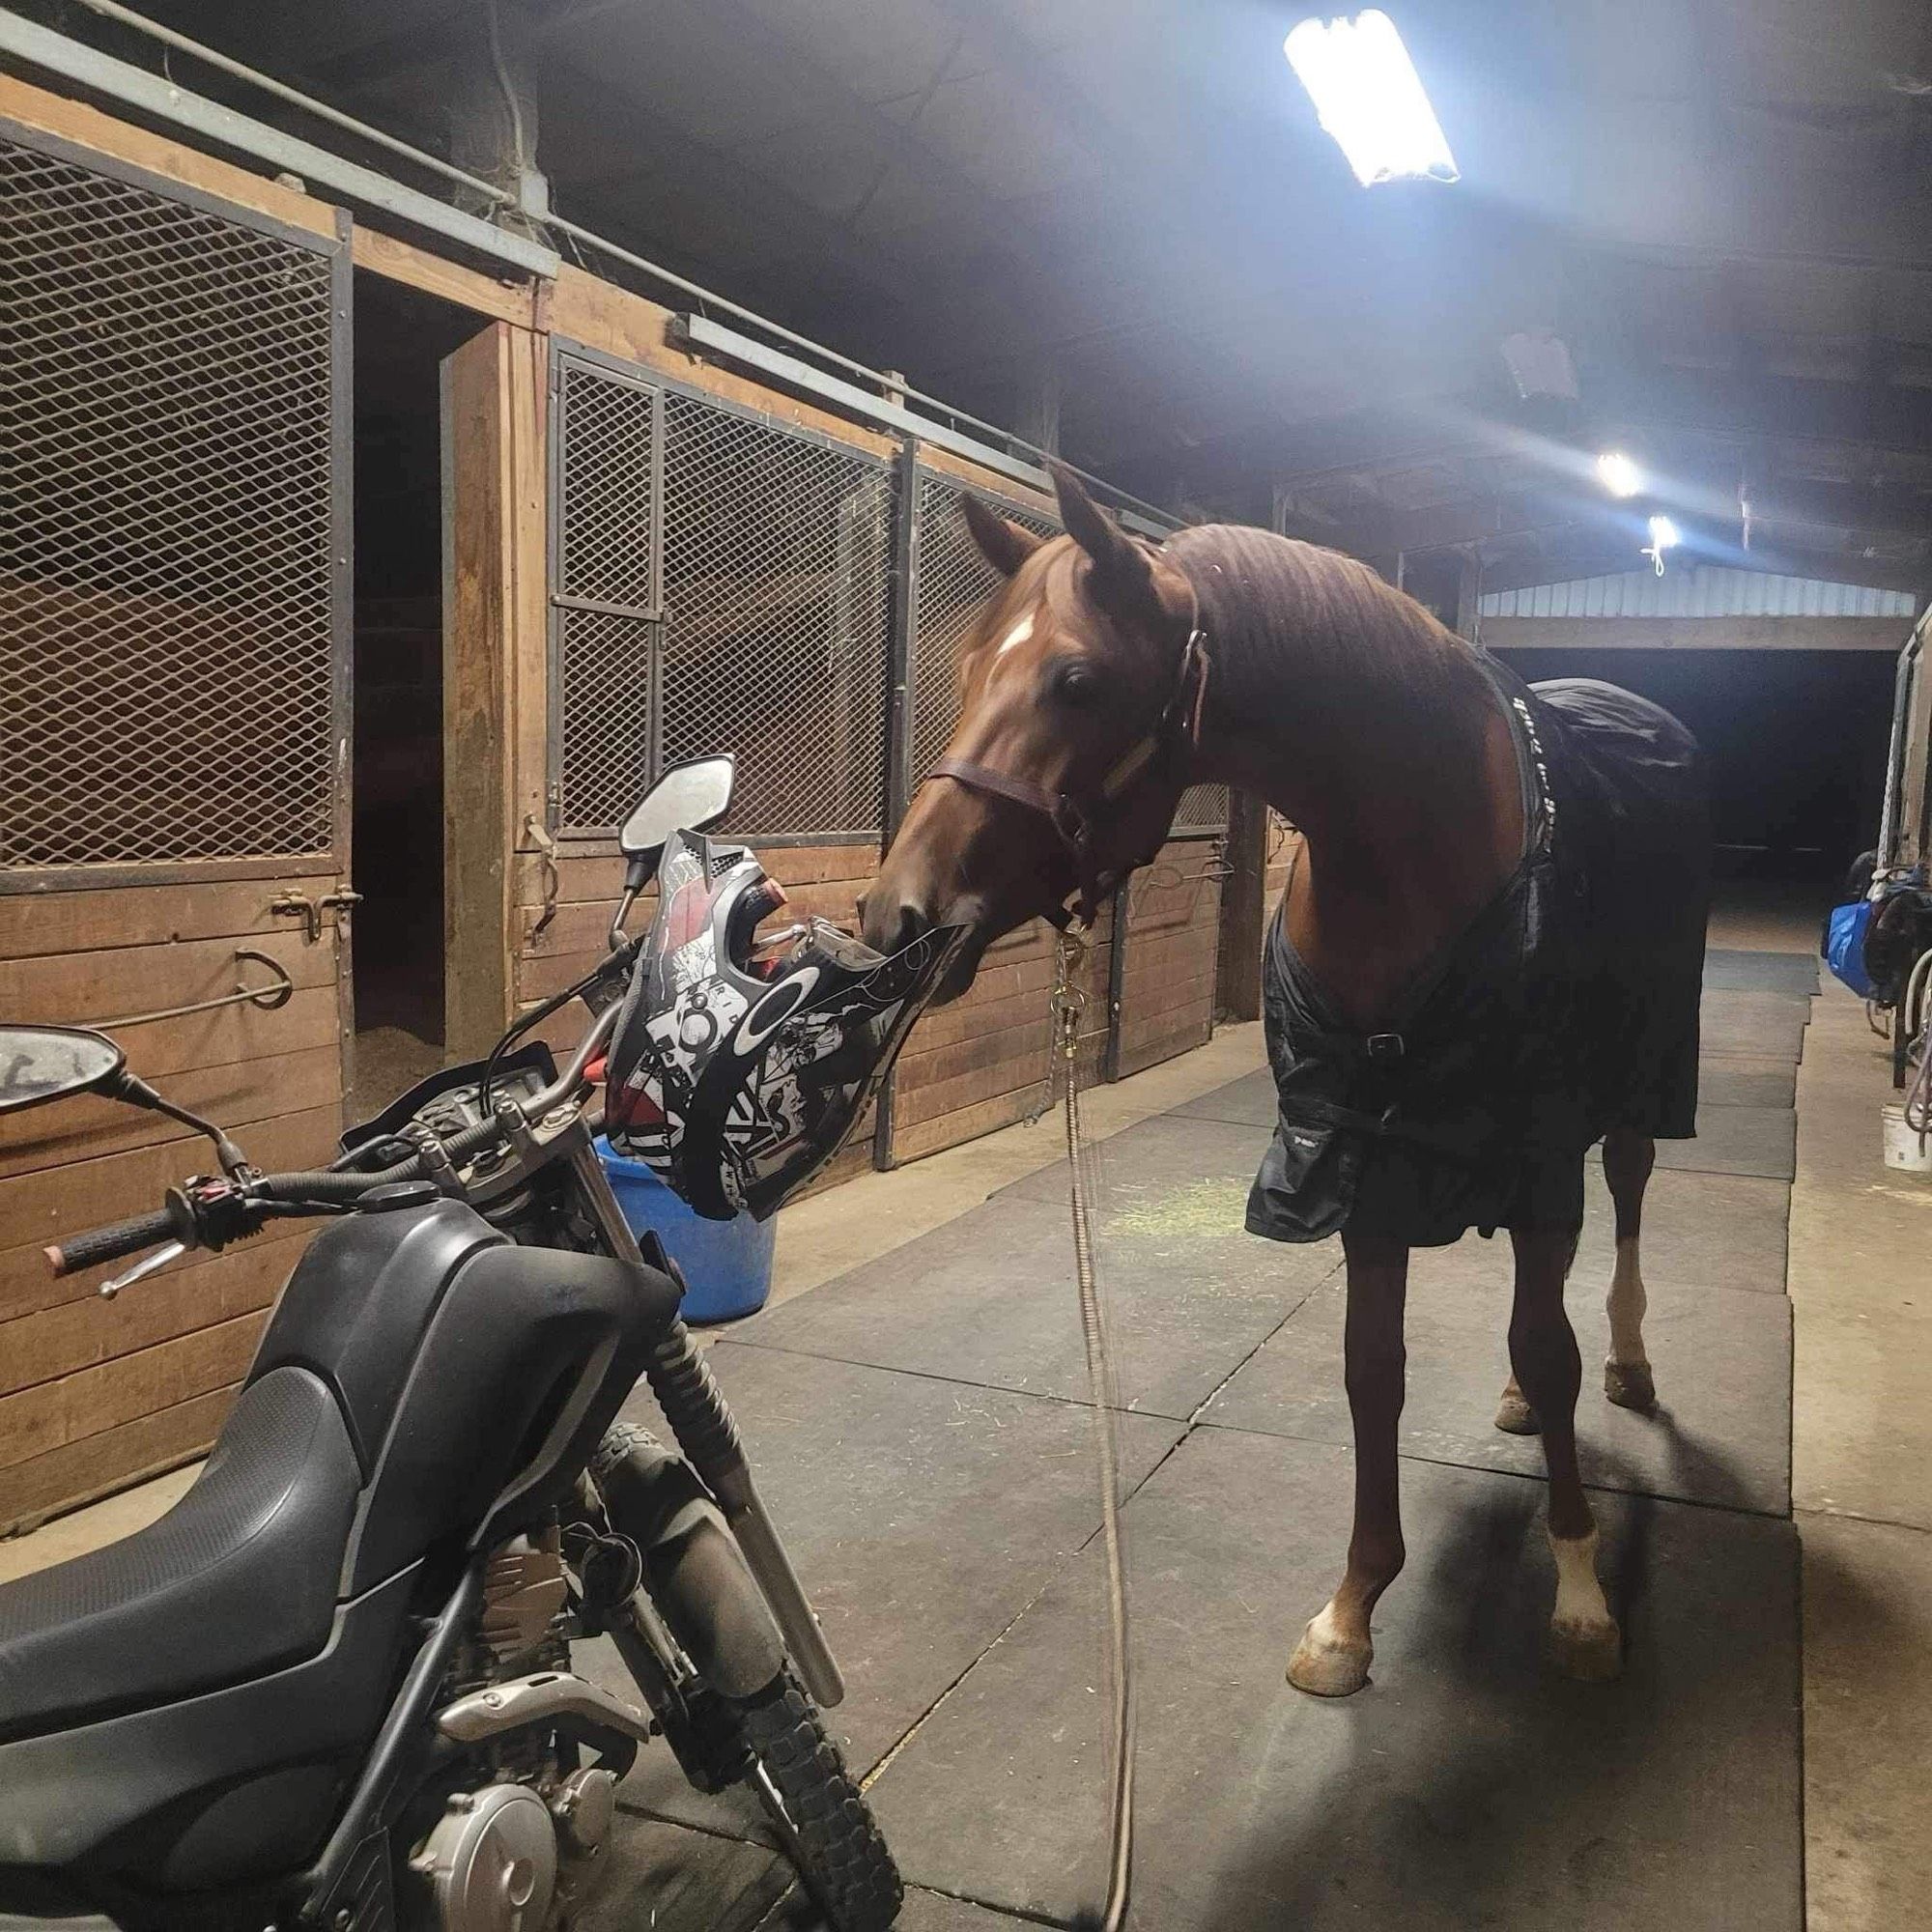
<box><xmin>101</xmin><ymin>950</ymin><xmax>295</xmax><ymax>1029</ymax></box>
<box><xmin>523</xmin><ymin>814</ymin><xmax>561</xmax><ymax>943</ymax></box>
<box><xmin>272</xmin><ymin>890</ymin><xmax>362</xmax><ymax>944</ymax></box>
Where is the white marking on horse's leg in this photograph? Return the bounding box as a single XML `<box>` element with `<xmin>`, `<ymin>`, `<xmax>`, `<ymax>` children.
<box><xmin>1493</xmin><ymin>1372</ymin><xmax>1540</xmax><ymax>1435</ymax></box>
<box><xmin>1603</xmin><ymin>1236</ymin><xmax>1656</xmax><ymax>1409</ymax></box>
<box><xmin>1286</xmin><ymin>1597</ymin><xmax>1374</xmax><ymax>1698</ymax></box>
<box><xmin>1547</xmin><ymin>1524</ymin><xmax>1621</xmax><ymax>1681</ymax></box>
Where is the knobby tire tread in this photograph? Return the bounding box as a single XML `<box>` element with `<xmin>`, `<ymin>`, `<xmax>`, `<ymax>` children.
<box><xmin>736</xmin><ymin>1674</ymin><xmax>903</xmax><ymax>1932</ymax></box>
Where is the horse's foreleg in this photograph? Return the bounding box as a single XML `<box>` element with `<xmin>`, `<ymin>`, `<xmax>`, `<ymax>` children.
<box><xmin>1510</xmin><ymin>1224</ymin><xmax>1620</xmax><ymax>1681</ymax></box>
<box><xmin>1288</xmin><ymin>1233</ymin><xmax>1407</xmax><ymax>1698</ymax></box>
<box><xmin>1601</xmin><ymin>1127</ymin><xmax>1657</xmax><ymax>1410</ymax></box>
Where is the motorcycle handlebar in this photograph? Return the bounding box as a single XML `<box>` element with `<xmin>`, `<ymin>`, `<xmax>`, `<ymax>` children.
<box><xmin>44</xmin><ymin>1002</ymin><xmax>624</xmax><ymax>1280</ymax></box>
<box><xmin>45</xmin><ymin>1206</ymin><xmax>187</xmax><ymax>1278</ymax></box>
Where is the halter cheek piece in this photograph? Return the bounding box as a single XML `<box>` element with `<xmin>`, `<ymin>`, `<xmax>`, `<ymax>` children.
<box><xmin>923</xmin><ymin>610</ymin><xmax>1211</xmax><ymax>931</ymax></box>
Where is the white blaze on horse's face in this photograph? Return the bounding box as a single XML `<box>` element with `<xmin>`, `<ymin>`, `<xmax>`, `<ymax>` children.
<box><xmin>993</xmin><ymin>613</ymin><xmax>1035</xmax><ymax>663</ymax></box>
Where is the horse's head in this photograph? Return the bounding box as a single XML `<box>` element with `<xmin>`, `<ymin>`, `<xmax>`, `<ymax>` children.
<box><xmin>863</xmin><ymin>462</ymin><xmax>1203</xmax><ymax>1002</ymax></box>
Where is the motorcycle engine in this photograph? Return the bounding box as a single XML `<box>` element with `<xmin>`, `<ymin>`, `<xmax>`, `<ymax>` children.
<box><xmin>410</xmin><ymin>1769</ymin><xmax>617</xmax><ymax>1932</ymax></box>
<box><xmin>412</xmin><ymin>1784</ymin><xmax>555</xmax><ymax>1932</ymax></box>
<box><xmin>407</xmin><ymin>1531</ymin><xmax>616</xmax><ymax>1931</ymax></box>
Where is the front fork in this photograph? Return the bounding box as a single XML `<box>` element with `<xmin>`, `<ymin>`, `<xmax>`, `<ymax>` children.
<box><xmin>565</xmin><ymin>1143</ymin><xmax>846</xmax><ymax>1708</ymax></box>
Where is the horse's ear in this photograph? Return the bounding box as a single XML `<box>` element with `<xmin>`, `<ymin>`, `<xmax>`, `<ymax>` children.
<box><xmin>960</xmin><ymin>494</ymin><xmax>1044</xmax><ymax>579</ymax></box>
<box><xmin>1047</xmin><ymin>458</ymin><xmax>1156</xmax><ymax>618</ymax></box>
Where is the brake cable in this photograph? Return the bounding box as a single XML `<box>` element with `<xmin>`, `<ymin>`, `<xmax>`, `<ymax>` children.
<box><xmin>1047</xmin><ymin>926</ymin><xmax>1135</xmax><ymax>1932</ymax></box>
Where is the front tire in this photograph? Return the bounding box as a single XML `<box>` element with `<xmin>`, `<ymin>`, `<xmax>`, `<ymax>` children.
<box><xmin>592</xmin><ymin>1428</ymin><xmax>901</xmax><ymax>1928</ymax></box>
<box><xmin>731</xmin><ymin>1670</ymin><xmax>902</xmax><ymax>1932</ymax></box>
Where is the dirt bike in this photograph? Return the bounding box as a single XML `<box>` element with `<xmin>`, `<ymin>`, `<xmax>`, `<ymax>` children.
<box><xmin>0</xmin><ymin>755</ymin><xmax>902</xmax><ymax>1932</ymax></box>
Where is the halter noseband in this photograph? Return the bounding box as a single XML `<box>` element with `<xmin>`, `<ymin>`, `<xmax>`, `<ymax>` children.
<box><xmin>923</xmin><ymin>604</ymin><xmax>1211</xmax><ymax>931</ymax></box>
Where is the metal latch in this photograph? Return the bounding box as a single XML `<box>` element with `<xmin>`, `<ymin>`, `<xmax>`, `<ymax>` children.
<box><xmin>271</xmin><ymin>889</ymin><xmax>363</xmax><ymax>944</ymax></box>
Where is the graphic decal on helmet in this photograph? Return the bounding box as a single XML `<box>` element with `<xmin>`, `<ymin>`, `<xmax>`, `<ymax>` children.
<box><xmin>605</xmin><ymin>830</ymin><xmax>964</xmax><ymax>1220</ymax></box>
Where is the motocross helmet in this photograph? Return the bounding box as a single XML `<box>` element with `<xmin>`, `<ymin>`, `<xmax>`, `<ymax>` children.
<box><xmin>605</xmin><ymin>829</ymin><xmax>964</xmax><ymax>1221</ymax></box>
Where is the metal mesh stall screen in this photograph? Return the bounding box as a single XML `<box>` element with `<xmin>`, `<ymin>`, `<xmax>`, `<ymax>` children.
<box><xmin>557</xmin><ymin>359</ymin><xmax>655</xmax><ymax>611</ymax></box>
<box><xmin>1173</xmin><ymin>781</ymin><xmax>1230</xmax><ymax>832</ymax></box>
<box><xmin>660</xmin><ymin>396</ymin><xmax>892</xmax><ymax>836</ymax></box>
<box><xmin>909</xmin><ymin>475</ymin><xmax>1059</xmax><ymax>782</ymax></box>
<box><xmin>2</xmin><ymin>140</ymin><xmax>339</xmax><ymax>871</ymax></box>
<box><xmin>555</xmin><ymin>360</ymin><xmax>657</xmax><ymax>829</ymax></box>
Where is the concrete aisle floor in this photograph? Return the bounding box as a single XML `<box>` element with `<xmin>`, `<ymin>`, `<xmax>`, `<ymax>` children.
<box><xmin>4</xmin><ymin>895</ymin><xmax>1926</xmax><ymax>1932</ymax></box>
<box><xmin>648</xmin><ymin>946</ymin><xmax>1814</xmax><ymax>1932</ymax></box>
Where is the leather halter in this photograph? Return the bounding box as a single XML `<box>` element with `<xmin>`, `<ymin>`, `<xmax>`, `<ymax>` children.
<box><xmin>923</xmin><ymin>610</ymin><xmax>1212</xmax><ymax>930</ymax></box>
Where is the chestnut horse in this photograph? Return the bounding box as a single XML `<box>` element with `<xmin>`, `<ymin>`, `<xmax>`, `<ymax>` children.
<box><xmin>864</xmin><ymin>462</ymin><xmax>1709</xmax><ymax>1697</ymax></box>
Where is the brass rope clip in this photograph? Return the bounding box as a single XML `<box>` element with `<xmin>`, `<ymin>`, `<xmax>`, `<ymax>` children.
<box><xmin>1050</xmin><ymin>925</ymin><xmax>1089</xmax><ymax>1063</ymax></box>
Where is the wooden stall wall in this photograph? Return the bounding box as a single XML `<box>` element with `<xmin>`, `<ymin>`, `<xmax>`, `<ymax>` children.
<box><xmin>878</xmin><ymin>453</ymin><xmax>1084</xmax><ymax>1162</ymax></box>
<box><xmin>0</xmin><ymin>898</ymin><xmax>342</xmax><ymax>1534</ymax></box>
<box><xmin>1265</xmin><ymin>812</ymin><xmax>1300</xmax><ymax>925</ymax></box>
<box><xmin>0</xmin><ymin>73</ymin><xmax>538</xmax><ymax>1533</ymax></box>
<box><xmin>472</xmin><ymin>271</ymin><xmax>901</xmax><ymax>1194</ymax></box>
<box><xmin>1113</xmin><ymin>838</ymin><xmax>1225</xmax><ymax>1079</ymax></box>
<box><xmin>886</xmin><ymin>905</ymin><xmax>1113</xmax><ymax>1164</ymax></box>
<box><xmin>0</xmin><ymin>78</ymin><xmax>344</xmax><ymax>1533</ymax></box>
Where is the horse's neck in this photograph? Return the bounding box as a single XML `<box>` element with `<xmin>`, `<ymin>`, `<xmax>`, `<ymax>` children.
<box><xmin>1199</xmin><ymin>611</ymin><xmax>1524</xmax><ymax>1028</ymax></box>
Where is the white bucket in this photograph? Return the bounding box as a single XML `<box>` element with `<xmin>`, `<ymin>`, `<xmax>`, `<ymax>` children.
<box><xmin>1882</xmin><ymin>1103</ymin><xmax>1932</xmax><ymax>1175</ymax></box>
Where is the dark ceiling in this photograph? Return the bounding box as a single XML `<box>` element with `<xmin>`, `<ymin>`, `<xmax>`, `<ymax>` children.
<box><xmin>30</xmin><ymin>0</ymin><xmax>1932</xmax><ymax>592</ymax></box>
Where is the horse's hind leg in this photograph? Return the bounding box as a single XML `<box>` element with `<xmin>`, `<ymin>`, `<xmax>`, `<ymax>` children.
<box><xmin>1510</xmin><ymin>1225</ymin><xmax>1621</xmax><ymax>1681</ymax></box>
<box><xmin>1601</xmin><ymin>1128</ymin><xmax>1657</xmax><ymax>1410</ymax></box>
<box><xmin>1288</xmin><ymin>1232</ymin><xmax>1407</xmax><ymax>1698</ymax></box>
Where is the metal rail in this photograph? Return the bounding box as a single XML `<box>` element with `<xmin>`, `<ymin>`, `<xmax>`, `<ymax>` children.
<box><xmin>3</xmin><ymin>2</ymin><xmax>1176</xmax><ymax>530</ymax></box>
<box><xmin>0</xmin><ymin>10</ymin><xmax>557</xmax><ymax>276</ymax></box>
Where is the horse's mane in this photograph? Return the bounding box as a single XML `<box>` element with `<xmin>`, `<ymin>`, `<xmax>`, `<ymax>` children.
<box><xmin>1164</xmin><ymin>524</ymin><xmax>1492</xmax><ymax>750</ymax></box>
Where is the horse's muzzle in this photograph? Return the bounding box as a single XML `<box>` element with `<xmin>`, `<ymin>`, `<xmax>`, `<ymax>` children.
<box><xmin>859</xmin><ymin>892</ymin><xmax>987</xmax><ymax>1005</ymax></box>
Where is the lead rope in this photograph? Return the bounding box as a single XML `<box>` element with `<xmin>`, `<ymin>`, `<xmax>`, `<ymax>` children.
<box><xmin>1049</xmin><ymin>926</ymin><xmax>1136</xmax><ymax>1932</ymax></box>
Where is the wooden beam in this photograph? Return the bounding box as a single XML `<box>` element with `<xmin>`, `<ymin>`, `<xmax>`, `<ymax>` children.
<box><xmin>1482</xmin><ymin>615</ymin><xmax>1912</xmax><ymax>653</ymax></box>
<box><xmin>1214</xmin><ymin>792</ymin><xmax>1266</xmax><ymax>1024</ymax></box>
<box><xmin>0</xmin><ymin>70</ymin><xmax>334</xmax><ymax>239</ymax></box>
<box><xmin>351</xmin><ymin>225</ymin><xmax>538</xmax><ymax>327</ymax></box>
<box><xmin>440</xmin><ymin>323</ymin><xmax>545</xmax><ymax>1057</ymax></box>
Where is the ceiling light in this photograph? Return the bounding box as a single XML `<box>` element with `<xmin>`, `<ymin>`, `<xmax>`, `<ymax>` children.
<box><xmin>1596</xmin><ymin>450</ymin><xmax>1640</xmax><ymax>497</ymax></box>
<box><xmin>1646</xmin><ymin>514</ymin><xmax>1680</xmax><ymax>550</ymax></box>
<box><xmin>1284</xmin><ymin>12</ymin><xmax>1459</xmax><ymax>187</ymax></box>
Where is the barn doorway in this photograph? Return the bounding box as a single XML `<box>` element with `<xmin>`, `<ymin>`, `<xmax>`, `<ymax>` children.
<box><xmin>350</xmin><ymin>273</ymin><xmax>485</xmax><ymax>1119</ymax></box>
<box><xmin>1490</xmin><ymin>644</ymin><xmax>1898</xmax><ymax>884</ymax></box>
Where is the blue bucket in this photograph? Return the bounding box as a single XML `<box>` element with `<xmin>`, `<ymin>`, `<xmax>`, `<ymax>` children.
<box><xmin>1822</xmin><ymin>899</ymin><xmax>1875</xmax><ymax>1000</ymax></box>
<box><xmin>594</xmin><ymin>1137</ymin><xmax>776</xmax><ymax>1323</ymax></box>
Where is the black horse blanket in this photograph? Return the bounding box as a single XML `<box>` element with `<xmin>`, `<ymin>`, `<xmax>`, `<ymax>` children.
<box><xmin>1247</xmin><ymin>659</ymin><xmax>1711</xmax><ymax>1247</ymax></box>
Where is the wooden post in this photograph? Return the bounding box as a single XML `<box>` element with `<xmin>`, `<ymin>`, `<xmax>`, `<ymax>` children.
<box><xmin>1215</xmin><ymin>790</ymin><xmax>1267</xmax><ymax>1022</ymax></box>
<box><xmin>1453</xmin><ymin>547</ymin><xmax>1483</xmax><ymax>640</ymax></box>
<box><xmin>441</xmin><ymin>321</ymin><xmax>546</xmax><ymax>1057</ymax></box>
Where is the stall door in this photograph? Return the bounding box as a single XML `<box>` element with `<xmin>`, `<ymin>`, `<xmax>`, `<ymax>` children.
<box><xmin>0</xmin><ymin>128</ymin><xmax>353</xmax><ymax>1531</ymax></box>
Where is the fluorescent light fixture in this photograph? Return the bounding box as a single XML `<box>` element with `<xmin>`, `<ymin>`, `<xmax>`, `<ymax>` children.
<box><xmin>1284</xmin><ymin>11</ymin><xmax>1459</xmax><ymax>186</ymax></box>
<box><xmin>1646</xmin><ymin>514</ymin><xmax>1681</xmax><ymax>550</ymax></box>
<box><xmin>1596</xmin><ymin>450</ymin><xmax>1641</xmax><ymax>497</ymax></box>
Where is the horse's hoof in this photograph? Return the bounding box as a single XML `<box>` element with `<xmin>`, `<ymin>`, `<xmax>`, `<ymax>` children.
<box><xmin>1493</xmin><ymin>1388</ymin><xmax>1541</xmax><ymax>1435</ymax></box>
<box><xmin>1550</xmin><ymin>1614</ymin><xmax>1622</xmax><ymax>1683</ymax></box>
<box><xmin>1287</xmin><ymin>1605</ymin><xmax>1373</xmax><ymax>1697</ymax></box>
<box><xmin>1604</xmin><ymin>1358</ymin><xmax>1656</xmax><ymax>1411</ymax></box>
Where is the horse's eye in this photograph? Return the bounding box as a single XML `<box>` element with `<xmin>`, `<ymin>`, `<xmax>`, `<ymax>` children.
<box><xmin>1049</xmin><ymin>659</ymin><xmax>1098</xmax><ymax>708</ymax></box>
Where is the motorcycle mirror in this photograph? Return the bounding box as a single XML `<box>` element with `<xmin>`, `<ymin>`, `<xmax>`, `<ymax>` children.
<box><xmin>0</xmin><ymin>1026</ymin><xmax>128</xmax><ymax>1116</ymax></box>
<box><xmin>617</xmin><ymin>753</ymin><xmax>736</xmax><ymax>887</ymax></box>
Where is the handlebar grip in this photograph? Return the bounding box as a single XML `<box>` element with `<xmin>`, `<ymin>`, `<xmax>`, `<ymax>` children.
<box><xmin>46</xmin><ymin>1207</ymin><xmax>185</xmax><ymax>1279</ymax></box>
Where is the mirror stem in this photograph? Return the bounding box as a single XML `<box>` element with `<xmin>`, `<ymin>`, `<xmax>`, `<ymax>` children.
<box><xmin>107</xmin><ymin>1071</ymin><xmax>250</xmax><ymax>1176</ymax></box>
<box><xmin>609</xmin><ymin>882</ymin><xmax>642</xmax><ymax>952</ymax></box>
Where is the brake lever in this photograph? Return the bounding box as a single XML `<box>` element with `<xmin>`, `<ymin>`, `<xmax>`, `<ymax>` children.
<box><xmin>100</xmin><ymin>1241</ymin><xmax>187</xmax><ymax>1300</ymax></box>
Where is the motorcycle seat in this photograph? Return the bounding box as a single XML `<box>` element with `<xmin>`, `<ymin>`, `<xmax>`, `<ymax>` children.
<box><xmin>0</xmin><ymin>1366</ymin><xmax>360</xmax><ymax>1746</ymax></box>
